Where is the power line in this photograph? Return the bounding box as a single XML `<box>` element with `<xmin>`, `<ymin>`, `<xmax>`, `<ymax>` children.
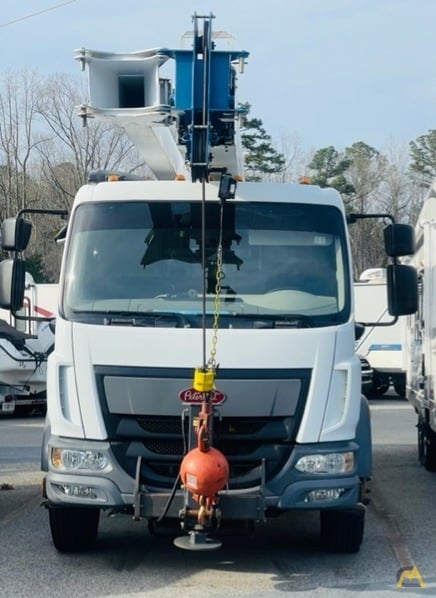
<box><xmin>0</xmin><ymin>1</ymin><xmax>76</xmax><ymax>28</ymax></box>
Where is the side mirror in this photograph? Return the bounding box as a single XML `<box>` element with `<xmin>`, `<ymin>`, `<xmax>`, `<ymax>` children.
<box><xmin>0</xmin><ymin>259</ymin><xmax>26</xmax><ymax>311</ymax></box>
<box><xmin>387</xmin><ymin>264</ymin><xmax>418</xmax><ymax>316</ymax></box>
<box><xmin>1</xmin><ymin>217</ymin><xmax>32</xmax><ymax>252</ymax></box>
<box><xmin>384</xmin><ymin>223</ymin><xmax>415</xmax><ymax>257</ymax></box>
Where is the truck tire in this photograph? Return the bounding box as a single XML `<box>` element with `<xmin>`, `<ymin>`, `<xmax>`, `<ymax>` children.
<box><xmin>49</xmin><ymin>506</ymin><xmax>100</xmax><ymax>552</ymax></box>
<box><xmin>393</xmin><ymin>374</ymin><xmax>406</xmax><ymax>397</ymax></box>
<box><xmin>320</xmin><ymin>506</ymin><xmax>365</xmax><ymax>553</ymax></box>
<box><xmin>372</xmin><ymin>374</ymin><xmax>389</xmax><ymax>396</ymax></box>
<box><xmin>418</xmin><ymin>417</ymin><xmax>436</xmax><ymax>472</ymax></box>
<box><xmin>393</xmin><ymin>382</ymin><xmax>405</xmax><ymax>397</ymax></box>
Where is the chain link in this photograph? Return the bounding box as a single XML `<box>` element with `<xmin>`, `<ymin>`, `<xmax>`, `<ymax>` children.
<box><xmin>207</xmin><ymin>245</ymin><xmax>223</xmax><ymax>370</ymax></box>
<box><xmin>207</xmin><ymin>203</ymin><xmax>224</xmax><ymax>371</ymax></box>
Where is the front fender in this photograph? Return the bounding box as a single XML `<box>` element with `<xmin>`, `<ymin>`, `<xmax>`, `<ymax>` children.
<box><xmin>355</xmin><ymin>395</ymin><xmax>372</xmax><ymax>477</ymax></box>
<box><xmin>40</xmin><ymin>416</ymin><xmax>51</xmax><ymax>472</ymax></box>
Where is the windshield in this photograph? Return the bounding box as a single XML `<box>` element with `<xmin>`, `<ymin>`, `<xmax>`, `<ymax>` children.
<box><xmin>62</xmin><ymin>200</ymin><xmax>351</xmax><ymax>328</ymax></box>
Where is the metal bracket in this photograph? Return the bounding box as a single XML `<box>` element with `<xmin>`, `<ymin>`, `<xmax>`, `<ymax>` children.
<box><xmin>133</xmin><ymin>455</ymin><xmax>143</xmax><ymax>520</ymax></box>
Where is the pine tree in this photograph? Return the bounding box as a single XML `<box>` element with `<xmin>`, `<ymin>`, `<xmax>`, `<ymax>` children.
<box><xmin>307</xmin><ymin>146</ymin><xmax>355</xmax><ymax>197</ymax></box>
<box><xmin>409</xmin><ymin>129</ymin><xmax>436</xmax><ymax>187</ymax></box>
<box><xmin>240</xmin><ymin>103</ymin><xmax>285</xmax><ymax>181</ymax></box>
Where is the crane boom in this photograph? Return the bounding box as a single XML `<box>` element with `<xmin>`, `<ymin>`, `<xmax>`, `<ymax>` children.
<box><xmin>74</xmin><ymin>14</ymin><xmax>248</xmax><ymax>182</ymax></box>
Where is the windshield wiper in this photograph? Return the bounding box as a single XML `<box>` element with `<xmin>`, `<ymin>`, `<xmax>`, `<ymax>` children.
<box><xmin>230</xmin><ymin>313</ymin><xmax>315</xmax><ymax>328</ymax></box>
<box><xmin>102</xmin><ymin>311</ymin><xmax>195</xmax><ymax>328</ymax></box>
<box><xmin>71</xmin><ymin>309</ymin><xmax>317</xmax><ymax>329</ymax></box>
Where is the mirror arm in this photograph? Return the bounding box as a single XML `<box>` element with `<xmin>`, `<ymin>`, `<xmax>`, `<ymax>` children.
<box><xmin>347</xmin><ymin>212</ymin><xmax>395</xmax><ymax>225</ymax></box>
<box><xmin>17</xmin><ymin>208</ymin><xmax>68</xmax><ymax>220</ymax></box>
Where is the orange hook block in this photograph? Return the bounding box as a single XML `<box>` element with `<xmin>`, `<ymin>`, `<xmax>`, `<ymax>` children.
<box><xmin>180</xmin><ymin>446</ymin><xmax>229</xmax><ymax>499</ymax></box>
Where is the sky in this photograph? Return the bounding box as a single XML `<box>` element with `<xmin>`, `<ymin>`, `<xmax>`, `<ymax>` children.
<box><xmin>0</xmin><ymin>0</ymin><xmax>435</xmax><ymax>151</ymax></box>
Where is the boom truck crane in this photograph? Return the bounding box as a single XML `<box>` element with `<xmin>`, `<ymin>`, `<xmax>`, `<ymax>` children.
<box><xmin>0</xmin><ymin>14</ymin><xmax>418</xmax><ymax>553</ymax></box>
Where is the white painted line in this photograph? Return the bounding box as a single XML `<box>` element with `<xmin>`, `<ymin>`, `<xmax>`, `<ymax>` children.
<box><xmin>370</xmin><ymin>404</ymin><xmax>413</xmax><ymax>410</ymax></box>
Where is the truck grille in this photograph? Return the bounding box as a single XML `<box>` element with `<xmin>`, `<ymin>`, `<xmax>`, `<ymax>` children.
<box><xmin>96</xmin><ymin>366</ymin><xmax>310</xmax><ymax>490</ymax></box>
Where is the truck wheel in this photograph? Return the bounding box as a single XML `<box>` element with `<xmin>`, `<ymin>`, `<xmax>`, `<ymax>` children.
<box><xmin>49</xmin><ymin>506</ymin><xmax>100</xmax><ymax>552</ymax></box>
<box><xmin>393</xmin><ymin>374</ymin><xmax>406</xmax><ymax>397</ymax></box>
<box><xmin>393</xmin><ymin>382</ymin><xmax>405</xmax><ymax>397</ymax></box>
<box><xmin>320</xmin><ymin>506</ymin><xmax>365</xmax><ymax>553</ymax></box>
<box><xmin>372</xmin><ymin>375</ymin><xmax>389</xmax><ymax>396</ymax></box>
<box><xmin>418</xmin><ymin>417</ymin><xmax>436</xmax><ymax>472</ymax></box>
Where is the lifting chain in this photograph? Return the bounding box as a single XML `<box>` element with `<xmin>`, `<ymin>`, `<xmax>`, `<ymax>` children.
<box><xmin>207</xmin><ymin>206</ymin><xmax>224</xmax><ymax>371</ymax></box>
<box><xmin>193</xmin><ymin>188</ymin><xmax>224</xmax><ymax>393</ymax></box>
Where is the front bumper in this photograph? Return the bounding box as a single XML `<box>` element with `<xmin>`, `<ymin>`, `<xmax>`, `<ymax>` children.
<box><xmin>44</xmin><ymin>435</ymin><xmax>363</xmax><ymax>519</ymax></box>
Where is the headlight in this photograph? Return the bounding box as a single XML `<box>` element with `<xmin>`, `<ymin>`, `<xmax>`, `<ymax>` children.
<box><xmin>295</xmin><ymin>451</ymin><xmax>354</xmax><ymax>474</ymax></box>
<box><xmin>51</xmin><ymin>448</ymin><xmax>111</xmax><ymax>472</ymax></box>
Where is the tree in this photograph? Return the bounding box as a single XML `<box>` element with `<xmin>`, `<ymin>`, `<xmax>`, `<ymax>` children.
<box><xmin>307</xmin><ymin>146</ymin><xmax>355</xmax><ymax>200</ymax></box>
<box><xmin>0</xmin><ymin>69</ymin><xmax>430</xmax><ymax>284</ymax></box>
<box><xmin>25</xmin><ymin>253</ymin><xmax>46</xmax><ymax>283</ymax></box>
<box><xmin>0</xmin><ymin>70</ymin><xmax>44</xmax><ymax>220</ymax></box>
<box><xmin>343</xmin><ymin>142</ymin><xmax>388</xmax><ymax>277</ymax></box>
<box><xmin>32</xmin><ymin>74</ymin><xmax>147</xmax><ymax>281</ymax></box>
<box><xmin>379</xmin><ymin>139</ymin><xmax>424</xmax><ymax>224</ymax></box>
<box><xmin>344</xmin><ymin>141</ymin><xmax>385</xmax><ymax>212</ymax></box>
<box><xmin>409</xmin><ymin>129</ymin><xmax>436</xmax><ymax>187</ymax></box>
<box><xmin>36</xmin><ymin>73</ymin><xmax>144</xmax><ymax>209</ymax></box>
<box><xmin>276</xmin><ymin>132</ymin><xmax>313</xmax><ymax>183</ymax></box>
<box><xmin>240</xmin><ymin>102</ymin><xmax>285</xmax><ymax>181</ymax></box>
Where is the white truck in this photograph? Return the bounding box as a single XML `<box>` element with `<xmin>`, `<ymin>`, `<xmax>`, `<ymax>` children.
<box><xmin>354</xmin><ymin>268</ymin><xmax>406</xmax><ymax>396</ymax></box>
<box><xmin>0</xmin><ymin>15</ymin><xmax>417</xmax><ymax>553</ymax></box>
<box><xmin>403</xmin><ymin>179</ymin><xmax>436</xmax><ymax>470</ymax></box>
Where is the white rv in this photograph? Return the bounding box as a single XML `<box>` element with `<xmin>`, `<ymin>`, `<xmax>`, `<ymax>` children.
<box><xmin>354</xmin><ymin>268</ymin><xmax>405</xmax><ymax>396</ymax></box>
<box><xmin>404</xmin><ymin>179</ymin><xmax>436</xmax><ymax>470</ymax></box>
<box><xmin>0</xmin><ymin>274</ymin><xmax>58</xmax><ymax>415</ymax></box>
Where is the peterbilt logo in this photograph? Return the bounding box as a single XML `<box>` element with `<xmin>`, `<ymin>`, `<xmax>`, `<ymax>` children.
<box><xmin>178</xmin><ymin>387</ymin><xmax>226</xmax><ymax>405</ymax></box>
